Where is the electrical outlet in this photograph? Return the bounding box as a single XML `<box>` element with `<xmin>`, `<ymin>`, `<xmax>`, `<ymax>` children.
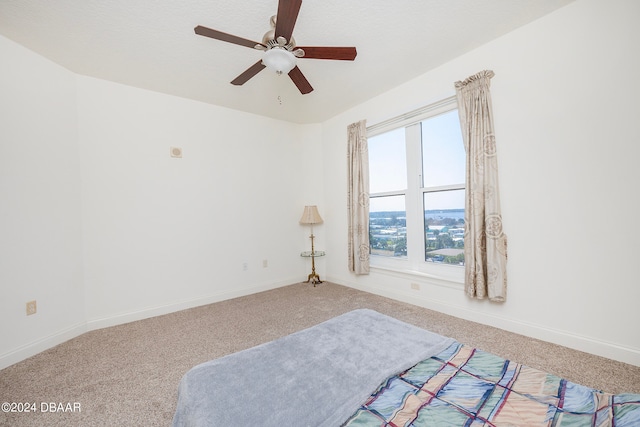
<box><xmin>410</xmin><ymin>283</ymin><xmax>420</xmax><ymax>291</ymax></box>
<box><xmin>26</xmin><ymin>300</ymin><xmax>37</xmax><ymax>316</ymax></box>
<box><xmin>242</xmin><ymin>262</ymin><xmax>248</xmax><ymax>271</ymax></box>
<box><xmin>262</xmin><ymin>259</ymin><xmax>268</xmax><ymax>268</ymax></box>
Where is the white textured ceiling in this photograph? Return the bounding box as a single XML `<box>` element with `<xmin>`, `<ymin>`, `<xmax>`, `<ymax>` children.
<box><xmin>0</xmin><ymin>0</ymin><xmax>574</xmax><ymax>124</ymax></box>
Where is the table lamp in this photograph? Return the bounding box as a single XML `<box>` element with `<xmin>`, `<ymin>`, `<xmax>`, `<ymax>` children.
<box><xmin>300</xmin><ymin>205</ymin><xmax>323</xmax><ymax>284</ymax></box>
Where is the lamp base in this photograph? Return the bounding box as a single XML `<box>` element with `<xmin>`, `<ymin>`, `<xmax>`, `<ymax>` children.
<box><xmin>305</xmin><ymin>272</ymin><xmax>322</xmax><ymax>287</ymax></box>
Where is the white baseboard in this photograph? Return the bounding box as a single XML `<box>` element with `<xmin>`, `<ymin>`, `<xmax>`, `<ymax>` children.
<box><xmin>0</xmin><ymin>322</ymin><xmax>87</xmax><ymax>371</ymax></box>
<box><xmin>1</xmin><ymin>278</ymin><xmax>298</xmax><ymax>370</ymax></box>
<box><xmin>85</xmin><ymin>278</ymin><xmax>298</xmax><ymax>331</ymax></box>
<box><xmin>331</xmin><ymin>276</ymin><xmax>640</xmax><ymax>367</ymax></box>
<box><xmin>7</xmin><ymin>276</ymin><xmax>636</xmax><ymax>370</ymax></box>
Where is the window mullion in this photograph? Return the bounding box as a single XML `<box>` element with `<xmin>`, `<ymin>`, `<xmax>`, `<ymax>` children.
<box><xmin>370</xmin><ymin>190</ymin><xmax>406</xmax><ymax>198</ymax></box>
<box><xmin>404</xmin><ymin>123</ymin><xmax>423</xmax><ymax>268</ymax></box>
<box><xmin>422</xmin><ymin>183</ymin><xmax>465</xmax><ymax>193</ymax></box>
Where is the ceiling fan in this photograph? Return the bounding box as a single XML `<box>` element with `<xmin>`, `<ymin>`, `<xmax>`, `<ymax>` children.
<box><xmin>194</xmin><ymin>0</ymin><xmax>357</xmax><ymax>94</ymax></box>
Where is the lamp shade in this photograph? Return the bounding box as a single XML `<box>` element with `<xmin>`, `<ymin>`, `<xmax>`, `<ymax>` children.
<box><xmin>299</xmin><ymin>205</ymin><xmax>323</xmax><ymax>225</ymax></box>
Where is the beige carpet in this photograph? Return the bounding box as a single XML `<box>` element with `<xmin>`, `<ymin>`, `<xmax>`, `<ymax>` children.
<box><xmin>1</xmin><ymin>282</ymin><xmax>639</xmax><ymax>427</ymax></box>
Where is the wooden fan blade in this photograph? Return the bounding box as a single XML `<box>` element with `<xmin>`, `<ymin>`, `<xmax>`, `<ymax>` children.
<box><xmin>195</xmin><ymin>25</ymin><xmax>264</xmax><ymax>49</ymax></box>
<box><xmin>288</xmin><ymin>66</ymin><xmax>313</xmax><ymax>94</ymax></box>
<box><xmin>275</xmin><ymin>0</ymin><xmax>302</xmax><ymax>41</ymax></box>
<box><xmin>231</xmin><ymin>61</ymin><xmax>266</xmax><ymax>86</ymax></box>
<box><xmin>296</xmin><ymin>46</ymin><xmax>357</xmax><ymax>61</ymax></box>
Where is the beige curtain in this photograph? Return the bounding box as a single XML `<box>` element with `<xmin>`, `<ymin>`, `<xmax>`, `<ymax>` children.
<box><xmin>455</xmin><ymin>70</ymin><xmax>508</xmax><ymax>302</ymax></box>
<box><xmin>347</xmin><ymin>120</ymin><xmax>370</xmax><ymax>275</ymax></box>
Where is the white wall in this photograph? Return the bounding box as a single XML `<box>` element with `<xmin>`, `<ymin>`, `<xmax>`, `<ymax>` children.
<box><xmin>0</xmin><ymin>36</ymin><xmax>86</xmax><ymax>367</ymax></box>
<box><xmin>77</xmin><ymin>77</ymin><xmax>320</xmax><ymax>328</ymax></box>
<box><xmin>322</xmin><ymin>0</ymin><xmax>640</xmax><ymax>366</ymax></box>
<box><xmin>0</xmin><ymin>35</ymin><xmax>322</xmax><ymax>368</ymax></box>
<box><xmin>79</xmin><ymin>78</ymin><xmax>319</xmax><ymax>326</ymax></box>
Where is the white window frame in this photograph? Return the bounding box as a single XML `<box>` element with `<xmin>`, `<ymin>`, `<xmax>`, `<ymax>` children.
<box><xmin>367</xmin><ymin>96</ymin><xmax>465</xmax><ymax>285</ymax></box>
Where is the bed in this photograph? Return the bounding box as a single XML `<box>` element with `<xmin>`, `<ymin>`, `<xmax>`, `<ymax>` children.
<box><xmin>344</xmin><ymin>341</ymin><xmax>640</xmax><ymax>426</ymax></box>
<box><xmin>172</xmin><ymin>309</ymin><xmax>640</xmax><ymax>427</ymax></box>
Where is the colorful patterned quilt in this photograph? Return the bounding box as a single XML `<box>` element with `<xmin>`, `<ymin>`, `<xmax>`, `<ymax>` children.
<box><xmin>343</xmin><ymin>342</ymin><xmax>640</xmax><ymax>426</ymax></box>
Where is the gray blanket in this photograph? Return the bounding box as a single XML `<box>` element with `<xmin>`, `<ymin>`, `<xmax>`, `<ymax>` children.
<box><xmin>172</xmin><ymin>309</ymin><xmax>455</xmax><ymax>427</ymax></box>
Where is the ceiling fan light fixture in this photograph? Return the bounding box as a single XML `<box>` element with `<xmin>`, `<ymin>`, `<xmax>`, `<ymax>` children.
<box><xmin>262</xmin><ymin>47</ymin><xmax>296</xmax><ymax>75</ymax></box>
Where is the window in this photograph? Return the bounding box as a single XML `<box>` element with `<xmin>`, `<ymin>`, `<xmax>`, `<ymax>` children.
<box><xmin>368</xmin><ymin>97</ymin><xmax>466</xmax><ymax>279</ymax></box>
